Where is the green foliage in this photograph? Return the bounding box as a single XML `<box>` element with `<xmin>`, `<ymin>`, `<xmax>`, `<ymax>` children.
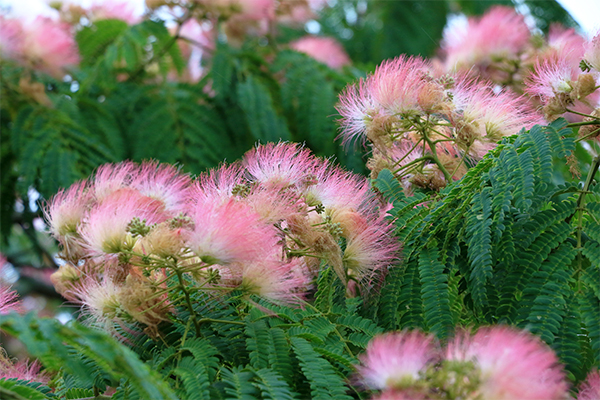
<box><xmin>375</xmin><ymin>119</ymin><xmax>600</xmax><ymax>382</ymax></box>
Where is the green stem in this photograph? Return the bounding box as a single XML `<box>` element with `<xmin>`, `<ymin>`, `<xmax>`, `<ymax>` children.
<box><xmin>567</xmin><ymin>120</ymin><xmax>600</xmax><ymax>127</ymax></box>
<box><xmin>174</xmin><ymin>268</ymin><xmax>201</xmax><ymax>337</ymax></box>
<box><xmin>565</xmin><ymin>108</ymin><xmax>598</xmax><ymax>119</ymax></box>
<box><xmin>576</xmin><ymin>127</ymin><xmax>600</xmax><ymax>142</ymax></box>
<box><xmin>574</xmin><ymin>154</ymin><xmax>600</xmax><ymax>284</ymax></box>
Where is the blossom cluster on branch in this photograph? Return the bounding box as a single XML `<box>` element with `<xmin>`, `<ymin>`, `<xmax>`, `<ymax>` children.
<box><xmin>357</xmin><ymin>327</ymin><xmax>599</xmax><ymax>400</ymax></box>
<box><xmin>45</xmin><ymin>143</ymin><xmax>397</xmax><ymax>334</ymax></box>
<box><xmin>336</xmin><ymin>6</ymin><xmax>600</xmax><ymax>192</ymax></box>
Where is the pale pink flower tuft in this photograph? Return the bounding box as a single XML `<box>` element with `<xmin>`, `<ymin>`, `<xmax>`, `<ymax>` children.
<box><xmin>193</xmin><ymin>162</ymin><xmax>246</xmax><ymax>203</ymax></box>
<box><xmin>368</xmin><ymin>55</ymin><xmax>432</xmax><ymax>115</ymax></box>
<box><xmin>91</xmin><ymin>161</ymin><xmax>137</xmax><ymax>201</ymax></box>
<box><xmin>22</xmin><ymin>17</ymin><xmax>80</xmax><ymax>77</ymax></box>
<box><xmin>524</xmin><ymin>57</ymin><xmax>575</xmax><ymax>101</ymax></box>
<box><xmin>578</xmin><ymin>369</ymin><xmax>600</xmax><ymax>400</ymax></box>
<box><xmin>452</xmin><ymin>76</ymin><xmax>542</xmax><ymax>147</ymax></box>
<box><xmin>45</xmin><ymin>180</ymin><xmax>91</xmax><ymax>240</ymax></box>
<box><xmin>357</xmin><ymin>331</ymin><xmax>438</xmax><ymax>390</ymax></box>
<box><xmin>290</xmin><ymin>36</ymin><xmax>351</xmax><ymax>69</ymax></box>
<box><xmin>81</xmin><ymin>189</ymin><xmax>169</xmax><ymax>256</ymax></box>
<box><xmin>442</xmin><ymin>6</ymin><xmax>530</xmax><ymax>70</ymax></box>
<box><xmin>238</xmin><ymin>253</ymin><xmax>310</xmax><ymax>302</ymax></box>
<box><xmin>0</xmin><ymin>16</ymin><xmax>24</xmax><ymax>61</ymax></box>
<box><xmin>0</xmin><ymin>357</ymin><xmax>48</xmax><ymax>384</ymax></box>
<box><xmin>188</xmin><ymin>197</ymin><xmax>279</xmax><ymax>265</ymax></box>
<box><xmin>305</xmin><ymin>162</ymin><xmax>372</xmax><ymax>212</ymax></box>
<box><xmin>584</xmin><ymin>32</ymin><xmax>600</xmax><ymax>72</ymax></box>
<box><xmin>130</xmin><ymin>161</ymin><xmax>192</xmax><ymax>216</ymax></box>
<box><xmin>341</xmin><ymin>212</ymin><xmax>398</xmax><ymax>282</ymax></box>
<box><xmin>89</xmin><ymin>1</ymin><xmax>141</xmax><ymax>24</ymax></box>
<box><xmin>0</xmin><ymin>255</ymin><xmax>22</xmax><ymax>315</ymax></box>
<box><xmin>336</xmin><ymin>78</ymin><xmax>380</xmax><ymax>145</ymax></box>
<box><xmin>546</xmin><ymin>24</ymin><xmax>586</xmax><ymax>62</ymax></box>
<box><xmin>243</xmin><ymin>142</ymin><xmax>319</xmax><ymax>189</ymax></box>
<box><xmin>446</xmin><ymin>326</ymin><xmax>568</xmax><ymax>400</ymax></box>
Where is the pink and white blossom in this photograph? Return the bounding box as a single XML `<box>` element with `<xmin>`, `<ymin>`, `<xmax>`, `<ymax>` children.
<box><xmin>357</xmin><ymin>331</ymin><xmax>438</xmax><ymax>390</ymax></box>
<box><xmin>446</xmin><ymin>326</ymin><xmax>568</xmax><ymax>400</ymax></box>
<box><xmin>578</xmin><ymin>369</ymin><xmax>600</xmax><ymax>400</ymax></box>
<box><xmin>290</xmin><ymin>36</ymin><xmax>351</xmax><ymax>69</ymax></box>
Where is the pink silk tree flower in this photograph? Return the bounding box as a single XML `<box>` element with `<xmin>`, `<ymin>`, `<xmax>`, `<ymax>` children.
<box><xmin>0</xmin><ymin>356</ymin><xmax>48</xmax><ymax>384</ymax></box>
<box><xmin>290</xmin><ymin>36</ymin><xmax>351</xmax><ymax>69</ymax></box>
<box><xmin>188</xmin><ymin>197</ymin><xmax>279</xmax><ymax>265</ymax></box>
<box><xmin>81</xmin><ymin>189</ymin><xmax>169</xmax><ymax>257</ymax></box>
<box><xmin>584</xmin><ymin>32</ymin><xmax>600</xmax><ymax>73</ymax></box>
<box><xmin>442</xmin><ymin>6</ymin><xmax>530</xmax><ymax>71</ymax></box>
<box><xmin>0</xmin><ymin>255</ymin><xmax>22</xmax><ymax>315</ymax></box>
<box><xmin>45</xmin><ymin>181</ymin><xmax>91</xmax><ymax>241</ymax></box>
<box><xmin>89</xmin><ymin>1</ymin><xmax>141</xmax><ymax>24</ymax></box>
<box><xmin>193</xmin><ymin>162</ymin><xmax>246</xmax><ymax>203</ymax></box>
<box><xmin>238</xmin><ymin>253</ymin><xmax>310</xmax><ymax>303</ymax></box>
<box><xmin>130</xmin><ymin>161</ymin><xmax>192</xmax><ymax>216</ymax></box>
<box><xmin>545</xmin><ymin>24</ymin><xmax>586</xmax><ymax>62</ymax></box>
<box><xmin>21</xmin><ymin>17</ymin><xmax>80</xmax><ymax>77</ymax></box>
<box><xmin>357</xmin><ymin>331</ymin><xmax>439</xmax><ymax>390</ymax></box>
<box><xmin>243</xmin><ymin>142</ymin><xmax>319</xmax><ymax>190</ymax></box>
<box><xmin>368</xmin><ymin>55</ymin><xmax>432</xmax><ymax>116</ymax></box>
<box><xmin>91</xmin><ymin>161</ymin><xmax>137</xmax><ymax>201</ymax></box>
<box><xmin>336</xmin><ymin>78</ymin><xmax>380</xmax><ymax>145</ymax></box>
<box><xmin>446</xmin><ymin>326</ymin><xmax>568</xmax><ymax>400</ymax></box>
<box><xmin>525</xmin><ymin>57</ymin><xmax>576</xmax><ymax>102</ymax></box>
<box><xmin>0</xmin><ymin>16</ymin><xmax>24</xmax><ymax>61</ymax></box>
<box><xmin>578</xmin><ymin>369</ymin><xmax>600</xmax><ymax>400</ymax></box>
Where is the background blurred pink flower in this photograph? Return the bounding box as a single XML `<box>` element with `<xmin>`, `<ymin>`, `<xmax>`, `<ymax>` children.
<box><xmin>21</xmin><ymin>16</ymin><xmax>80</xmax><ymax>76</ymax></box>
<box><xmin>446</xmin><ymin>326</ymin><xmax>568</xmax><ymax>400</ymax></box>
<box><xmin>290</xmin><ymin>36</ymin><xmax>351</xmax><ymax>69</ymax></box>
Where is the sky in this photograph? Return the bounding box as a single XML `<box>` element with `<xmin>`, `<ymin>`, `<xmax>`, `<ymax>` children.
<box><xmin>1</xmin><ymin>0</ymin><xmax>599</xmax><ymax>37</ymax></box>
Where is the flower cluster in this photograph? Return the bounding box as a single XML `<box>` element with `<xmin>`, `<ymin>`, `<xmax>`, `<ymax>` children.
<box><xmin>337</xmin><ymin>7</ymin><xmax>600</xmax><ymax>192</ymax></box>
<box><xmin>46</xmin><ymin>143</ymin><xmax>398</xmax><ymax>333</ymax></box>
<box><xmin>0</xmin><ymin>255</ymin><xmax>48</xmax><ymax>384</ymax></box>
<box><xmin>357</xmin><ymin>326</ymin><xmax>569</xmax><ymax>400</ymax></box>
<box><xmin>336</xmin><ymin>54</ymin><xmax>542</xmax><ymax>191</ymax></box>
<box><xmin>0</xmin><ymin>16</ymin><xmax>79</xmax><ymax>77</ymax></box>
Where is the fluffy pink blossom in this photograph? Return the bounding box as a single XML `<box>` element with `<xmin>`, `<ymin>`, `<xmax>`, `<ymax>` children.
<box><xmin>21</xmin><ymin>17</ymin><xmax>80</xmax><ymax>77</ymax></box>
<box><xmin>546</xmin><ymin>24</ymin><xmax>586</xmax><ymax>62</ymax></box>
<box><xmin>584</xmin><ymin>32</ymin><xmax>600</xmax><ymax>72</ymax></box>
<box><xmin>452</xmin><ymin>76</ymin><xmax>542</xmax><ymax>146</ymax></box>
<box><xmin>238</xmin><ymin>253</ymin><xmax>310</xmax><ymax>302</ymax></box>
<box><xmin>45</xmin><ymin>181</ymin><xmax>91</xmax><ymax>240</ymax></box>
<box><xmin>130</xmin><ymin>161</ymin><xmax>192</xmax><ymax>216</ymax></box>
<box><xmin>290</xmin><ymin>36</ymin><xmax>351</xmax><ymax>69</ymax></box>
<box><xmin>89</xmin><ymin>1</ymin><xmax>141</xmax><ymax>24</ymax></box>
<box><xmin>188</xmin><ymin>197</ymin><xmax>279</xmax><ymax>265</ymax></box>
<box><xmin>524</xmin><ymin>57</ymin><xmax>576</xmax><ymax>101</ymax></box>
<box><xmin>0</xmin><ymin>256</ymin><xmax>22</xmax><ymax>315</ymax></box>
<box><xmin>357</xmin><ymin>331</ymin><xmax>438</xmax><ymax>390</ymax></box>
<box><xmin>193</xmin><ymin>162</ymin><xmax>246</xmax><ymax>203</ymax></box>
<box><xmin>446</xmin><ymin>326</ymin><xmax>568</xmax><ymax>400</ymax></box>
<box><xmin>0</xmin><ymin>357</ymin><xmax>48</xmax><ymax>384</ymax></box>
<box><xmin>305</xmin><ymin>162</ymin><xmax>372</xmax><ymax>212</ymax></box>
<box><xmin>368</xmin><ymin>56</ymin><xmax>432</xmax><ymax>115</ymax></box>
<box><xmin>336</xmin><ymin>78</ymin><xmax>380</xmax><ymax>145</ymax></box>
<box><xmin>442</xmin><ymin>6</ymin><xmax>530</xmax><ymax>70</ymax></box>
<box><xmin>341</xmin><ymin>212</ymin><xmax>398</xmax><ymax>282</ymax></box>
<box><xmin>81</xmin><ymin>189</ymin><xmax>169</xmax><ymax>256</ymax></box>
<box><xmin>578</xmin><ymin>369</ymin><xmax>600</xmax><ymax>400</ymax></box>
<box><xmin>0</xmin><ymin>16</ymin><xmax>24</xmax><ymax>61</ymax></box>
<box><xmin>243</xmin><ymin>142</ymin><xmax>319</xmax><ymax>189</ymax></box>
<box><xmin>91</xmin><ymin>162</ymin><xmax>137</xmax><ymax>201</ymax></box>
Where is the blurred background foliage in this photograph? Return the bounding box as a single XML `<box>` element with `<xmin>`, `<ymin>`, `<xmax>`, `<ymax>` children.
<box><xmin>0</xmin><ymin>0</ymin><xmax>579</xmax><ymax>314</ymax></box>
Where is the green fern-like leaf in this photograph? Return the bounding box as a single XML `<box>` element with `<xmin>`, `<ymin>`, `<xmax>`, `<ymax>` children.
<box><xmin>172</xmin><ymin>356</ymin><xmax>211</xmax><ymax>400</ymax></box>
<box><xmin>237</xmin><ymin>76</ymin><xmax>291</xmax><ymax>142</ymax></box>
<box><xmin>291</xmin><ymin>337</ymin><xmax>353</xmax><ymax>400</ymax></box>
<box><xmin>418</xmin><ymin>245</ymin><xmax>453</xmax><ymax>338</ymax></box>
<box><xmin>252</xmin><ymin>367</ymin><xmax>298</xmax><ymax>400</ymax></box>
